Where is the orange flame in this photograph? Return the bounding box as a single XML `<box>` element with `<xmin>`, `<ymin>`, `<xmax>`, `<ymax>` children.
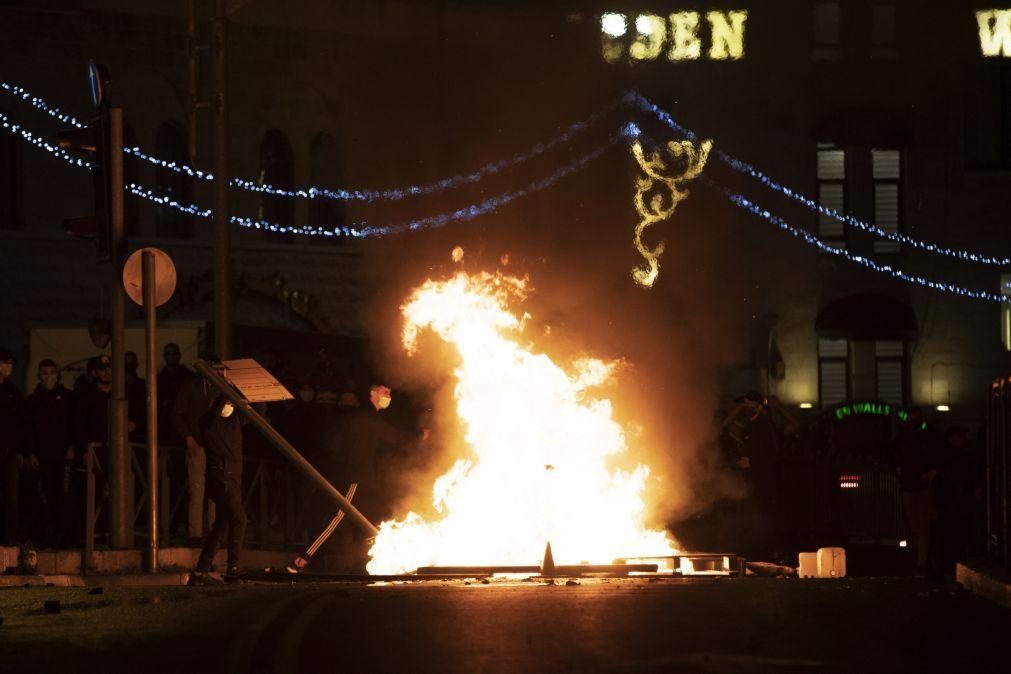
<box><xmin>367</xmin><ymin>270</ymin><xmax>676</xmax><ymax>574</ymax></box>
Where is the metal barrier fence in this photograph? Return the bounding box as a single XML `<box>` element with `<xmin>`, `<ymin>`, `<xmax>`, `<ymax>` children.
<box><xmin>770</xmin><ymin>421</ymin><xmax>907</xmax><ymax>552</ymax></box>
<box><xmin>81</xmin><ymin>442</ymin><xmax>308</xmax><ymax>570</ymax></box>
<box><xmin>987</xmin><ymin>377</ymin><xmax>1010</xmax><ymax>567</ymax></box>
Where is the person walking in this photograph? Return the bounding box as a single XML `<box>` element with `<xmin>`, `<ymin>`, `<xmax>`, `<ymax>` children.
<box><xmin>192</xmin><ymin>395</ymin><xmax>247</xmax><ymax>580</ymax></box>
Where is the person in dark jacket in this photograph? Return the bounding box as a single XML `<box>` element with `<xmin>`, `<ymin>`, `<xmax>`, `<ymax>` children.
<box><xmin>124</xmin><ymin>351</ymin><xmax>147</xmax><ymax>443</ymax></box>
<box><xmin>172</xmin><ymin>364</ymin><xmax>220</xmax><ymax>539</ymax></box>
<box><xmin>25</xmin><ymin>360</ymin><xmax>75</xmax><ymax>545</ymax></box>
<box><xmin>73</xmin><ymin>356</ymin><xmax>112</xmax><ymax>458</ymax></box>
<box><xmin>193</xmin><ymin>395</ymin><xmax>246</xmax><ymax>578</ymax></box>
<box><xmin>309</xmin><ymin>383</ymin><xmax>427</xmax><ymax>573</ymax></box>
<box><xmin>895</xmin><ymin>407</ymin><xmax>937</xmax><ymax>574</ymax></box>
<box><xmin>71</xmin><ymin>355</ymin><xmax>115</xmax><ymax>543</ymax></box>
<box><xmin>158</xmin><ymin>342</ymin><xmax>191</xmax><ymax>443</ymax></box>
<box><xmin>0</xmin><ymin>347</ymin><xmax>24</xmax><ymax>544</ymax></box>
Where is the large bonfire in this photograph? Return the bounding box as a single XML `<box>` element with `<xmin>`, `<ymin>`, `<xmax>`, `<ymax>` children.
<box><xmin>367</xmin><ymin>270</ymin><xmax>675</xmax><ymax>574</ymax></box>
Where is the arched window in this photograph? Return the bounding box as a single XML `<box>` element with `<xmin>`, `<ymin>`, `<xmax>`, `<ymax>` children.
<box><xmin>154</xmin><ymin>121</ymin><xmax>195</xmax><ymax>238</ymax></box>
<box><xmin>258</xmin><ymin>129</ymin><xmax>294</xmax><ymax>240</ymax></box>
<box><xmin>308</xmin><ymin>132</ymin><xmax>346</xmax><ymax>245</ymax></box>
<box><xmin>123</xmin><ymin>122</ymin><xmax>141</xmax><ymax>236</ymax></box>
<box><xmin>0</xmin><ymin>133</ymin><xmax>23</xmax><ymax>230</ymax></box>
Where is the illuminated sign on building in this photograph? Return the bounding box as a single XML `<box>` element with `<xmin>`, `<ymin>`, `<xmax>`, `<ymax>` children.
<box><xmin>601</xmin><ymin>10</ymin><xmax>748</xmax><ymax>63</ymax></box>
<box><xmin>834</xmin><ymin>401</ymin><xmax>894</xmax><ymax>420</ymax></box>
<box><xmin>977</xmin><ymin>9</ymin><xmax>1011</xmax><ymax>56</ymax></box>
<box><xmin>832</xmin><ymin>401</ymin><xmax>925</xmax><ymax>429</ymax></box>
<box><xmin>839</xmin><ymin>474</ymin><xmax>861</xmax><ymax>489</ymax></box>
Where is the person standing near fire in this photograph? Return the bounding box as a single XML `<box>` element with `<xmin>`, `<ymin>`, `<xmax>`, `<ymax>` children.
<box><xmin>719</xmin><ymin>392</ymin><xmax>797</xmax><ymax>561</ymax></box>
<box><xmin>295</xmin><ymin>383</ymin><xmax>428</xmax><ymax>573</ymax></box>
<box><xmin>191</xmin><ymin>392</ymin><xmax>247</xmax><ymax>581</ymax></box>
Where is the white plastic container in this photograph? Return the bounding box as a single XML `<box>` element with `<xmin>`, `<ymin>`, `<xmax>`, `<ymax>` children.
<box><xmin>798</xmin><ymin>552</ymin><xmax>818</xmax><ymax>578</ymax></box>
<box><xmin>817</xmin><ymin>547</ymin><xmax>846</xmax><ymax>578</ymax></box>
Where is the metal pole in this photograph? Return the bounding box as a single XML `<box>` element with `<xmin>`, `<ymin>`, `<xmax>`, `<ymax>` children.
<box><xmin>84</xmin><ymin>446</ymin><xmax>95</xmax><ymax>574</ymax></box>
<box><xmin>192</xmin><ymin>360</ymin><xmax>379</xmax><ymax>537</ymax></box>
<box><xmin>187</xmin><ymin>0</ymin><xmax>199</xmax><ymax>165</ymax></box>
<box><xmin>143</xmin><ymin>251</ymin><xmax>159</xmax><ymax>572</ymax></box>
<box><xmin>213</xmin><ymin>0</ymin><xmax>231</xmax><ymax>359</ymax></box>
<box><xmin>108</xmin><ymin>106</ymin><xmax>131</xmax><ymax>549</ymax></box>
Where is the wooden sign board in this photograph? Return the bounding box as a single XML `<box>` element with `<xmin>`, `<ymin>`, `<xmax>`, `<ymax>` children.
<box><xmin>222</xmin><ymin>358</ymin><xmax>293</xmax><ymax>403</ymax></box>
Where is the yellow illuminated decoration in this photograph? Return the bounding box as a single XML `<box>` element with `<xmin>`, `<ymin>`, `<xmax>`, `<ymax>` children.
<box><xmin>601</xmin><ymin>12</ymin><xmax>628</xmax><ymax>63</ymax></box>
<box><xmin>631</xmin><ymin>138</ymin><xmax>712</xmax><ymax>288</ymax></box>
<box><xmin>604</xmin><ymin>10</ymin><xmax>748</xmax><ymax>63</ymax></box>
<box><xmin>707</xmin><ymin>10</ymin><xmax>747</xmax><ymax>60</ymax></box>
<box><xmin>977</xmin><ymin>9</ymin><xmax>1011</xmax><ymax>57</ymax></box>
<box><xmin>629</xmin><ymin>14</ymin><xmax>666</xmax><ymax>61</ymax></box>
<box><xmin>669</xmin><ymin>12</ymin><xmax>702</xmax><ymax>61</ymax></box>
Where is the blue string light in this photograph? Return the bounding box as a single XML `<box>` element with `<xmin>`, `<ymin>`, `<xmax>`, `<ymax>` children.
<box><xmin>632</xmin><ymin>93</ymin><xmax>1011</xmax><ymax>267</ymax></box>
<box><xmin>5</xmin><ymin>77</ymin><xmax>1007</xmax><ymax>265</ymax></box>
<box><xmin>4</xmin><ymin>87</ymin><xmax>1005</xmax><ymax>302</ymax></box>
<box><xmin>0</xmin><ymin>81</ymin><xmax>86</xmax><ymax>129</ymax></box>
<box><xmin>1</xmin><ymin>104</ymin><xmax>630</xmax><ymax>239</ymax></box>
<box><xmin>3</xmin><ymin>79</ymin><xmax>621</xmax><ymax>203</ymax></box>
<box><xmin>125</xmin><ymin>183</ymin><xmax>212</xmax><ymax>218</ymax></box>
<box><xmin>125</xmin><ymin>146</ymin><xmax>213</xmax><ymax>180</ymax></box>
<box><xmin>196</xmin><ymin>131</ymin><xmax>630</xmax><ymax>238</ymax></box>
<box><xmin>709</xmin><ymin>180</ymin><xmax>1008</xmax><ymax>304</ymax></box>
<box><xmin>0</xmin><ymin>111</ymin><xmax>92</xmax><ymax>168</ymax></box>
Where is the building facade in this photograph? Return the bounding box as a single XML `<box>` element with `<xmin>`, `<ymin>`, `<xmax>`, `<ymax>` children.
<box><xmin>0</xmin><ymin>0</ymin><xmax>1009</xmax><ymax>426</ymax></box>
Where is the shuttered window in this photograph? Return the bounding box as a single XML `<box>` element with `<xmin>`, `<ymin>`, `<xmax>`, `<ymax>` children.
<box><xmin>875</xmin><ymin>341</ymin><xmax>905</xmax><ymax>405</ymax></box>
<box><xmin>819</xmin><ymin>338</ymin><xmax>849</xmax><ymax>407</ymax></box>
<box><xmin>872</xmin><ymin>150</ymin><xmax>901</xmax><ymax>254</ymax></box>
<box><xmin>817</xmin><ymin>146</ymin><xmax>846</xmax><ymax>248</ymax></box>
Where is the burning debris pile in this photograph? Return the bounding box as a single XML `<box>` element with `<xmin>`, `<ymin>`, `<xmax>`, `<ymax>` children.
<box><xmin>367</xmin><ymin>270</ymin><xmax>676</xmax><ymax>575</ymax></box>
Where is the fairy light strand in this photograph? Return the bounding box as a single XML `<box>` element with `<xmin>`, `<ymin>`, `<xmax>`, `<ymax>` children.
<box><xmin>631</xmin><ymin>93</ymin><xmax>1011</xmax><ymax>267</ymax></box>
<box><xmin>1</xmin><ymin>103</ymin><xmax>634</xmax><ymax>239</ymax></box>
<box><xmin>2</xmin><ymin>79</ymin><xmax>621</xmax><ymax>202</ymax></box>
<box><xmin>709</xmin><ymin>180</ymin><xmax>1008</xmax><ymax>304</ymax></box>
<box><xmin>219</xmin><ymin>130</ymin><xmax>631</xmax><ymax>238</ymax></box>
<box><xmin>0</xmin><ymin>111</ymin><xmax>93</xmax><ymax>168</ymax></box>
<box><xmin>6</xmin><ymin>75</ymin><xmax>1010</xmax><ymax>265</ymax></box>
<box><xmin>0</xmin><ymin>81</ymin><xmax>86</xmax><ymax>129</ymax></box>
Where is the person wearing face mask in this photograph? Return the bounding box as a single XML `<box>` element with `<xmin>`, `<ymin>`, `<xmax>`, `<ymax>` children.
<box><xmin>25</xmin><ymin>360</ymin><xmax>75</xmax><ymax>545</ymax></box>
<box><xmin>0</xmin><ymin>348</ymin><xmax>25</xmax><ymax>545</ymax></box>
<box><xmin>192</xmin><ymin>394</ymin><xmax>247</xmax><ymax>581</ymax></box>
<box><xmin>312</xmin><ymin>383</ymin><xmax>428</xmax><ymax>573</ymax></box>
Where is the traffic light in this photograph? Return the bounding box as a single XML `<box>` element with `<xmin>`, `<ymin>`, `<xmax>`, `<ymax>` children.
<box><xmin>58</xmin><ymin>61</ymin><xmax>113</xmax><ymax>263</ymax></box>
<box><xmin>58</xmin><ymin>112</ymin><xmax>112</xmax><ymax>262</ymax></box>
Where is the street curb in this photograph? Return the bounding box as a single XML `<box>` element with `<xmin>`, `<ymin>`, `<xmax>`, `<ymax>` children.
<box><xmin>956</xmin><ymin>559</ymin><xmax>1011</xmax><ymax>609</ymax></box>
<box><xmin>0</xmin><ymin>573</ymin><xmax>190</xmax><ymax>588</ymax></box>
<box><xmin>0</xmin><ymin>575</ymin><xmax>85</xmax><ymax>587</ymax></box>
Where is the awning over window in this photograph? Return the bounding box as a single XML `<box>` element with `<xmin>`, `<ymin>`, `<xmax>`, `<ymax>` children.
<box><xmin>815</xmin><ymin>293</ymin><xmax>918</xmax><ymax>341</ymax></box>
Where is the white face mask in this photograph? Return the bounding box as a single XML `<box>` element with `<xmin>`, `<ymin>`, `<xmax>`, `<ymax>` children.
<box><xmin>377</xmin><ymin>395</ymin><xmax>392</xmax><ymax>410</ymax></box>
<box><xmin>41</xmin><ymin>374</ymin><xmax>58</xmax><ymax>390</ymax></box>
<box><xmin>0</xmin><ymin>363</ymin><xmax>12</xmax><ymax>378</ymax></box>
<box><xmin>220</xmin><ymin>402</ymin><xmax>235</xmax><ymax>418</ymax></box>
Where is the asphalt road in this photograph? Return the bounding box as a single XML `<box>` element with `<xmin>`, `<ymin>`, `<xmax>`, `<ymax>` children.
<box><xmin>0</xmin><ymin>576</ymin><xmax>1008</xmax><ymax>674</ymax></box>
